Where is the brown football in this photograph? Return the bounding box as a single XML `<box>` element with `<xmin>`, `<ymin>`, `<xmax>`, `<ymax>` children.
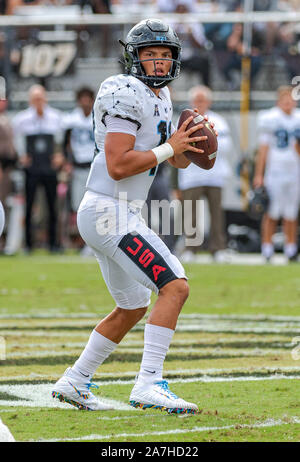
<box><xmin>177</xmin><ymin>108</ymin><xmax>218</xmax><ymax>170</ymax></box>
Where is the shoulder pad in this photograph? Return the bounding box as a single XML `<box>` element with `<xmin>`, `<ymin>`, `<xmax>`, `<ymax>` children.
<box><xmin>96</xmin><ymin>75</ymin><xmax>144</xmax><ymax>128</ymax></box>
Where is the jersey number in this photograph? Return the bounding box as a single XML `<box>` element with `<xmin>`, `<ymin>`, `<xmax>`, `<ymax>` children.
<box><xmin>149</xmin><ymin>120</ymin><xmax>172</xmax><ymax>176</ymax></box>
<box><xmin>275</xmin><ymin>129</ymin><xmax>289</xmax><ymax>149</ymax></box>
<box><xmin>275</xmin><ymin>129</ymin><xmax>300</xmax><ymax>150</ymax></box>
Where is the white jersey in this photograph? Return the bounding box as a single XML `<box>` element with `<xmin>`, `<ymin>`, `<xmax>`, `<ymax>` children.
<box><xmin>86</xmin><ymin>74</ymin><xmax>174</xmax><ymax>206</ymax></box>
<box><xmin>0</xmin><ymin>200</ymin><xmax>4</xmax><ymax>237</ymax></box>
<box><xmin>258</xmin><ymin>106</ymin><xmax>300</xmax><ymax>181</ymax></box>
<box><xmin>63</xmin><ymin>108</ymin><xmax>94</xmax><ymax>165</ymax></box>
<box><xmin>178</xmin><ymin>110</ymin><xmax>232</xmax><ymax>190</ymax></box>
<box><xmin>12</xmin><ymin>105</ymin><xmax>62</xmax><ymax>138</ymax></box>
<box><xmin>12</xmin><ymin>105</ymin><xmax>63</xmax><ymax>161</ymax></box>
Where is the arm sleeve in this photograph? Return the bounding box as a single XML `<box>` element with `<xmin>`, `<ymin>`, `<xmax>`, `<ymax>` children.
<box><xmin>104</xmin><ymin>115</ymin><xmax>138</xmax><ymax>137</ymax></box>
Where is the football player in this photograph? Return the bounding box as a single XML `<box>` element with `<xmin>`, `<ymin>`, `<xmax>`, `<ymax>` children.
<box><xmin>178</xmin><ymin>85</ymin><xmax>232</xmax><ymax>263</ymax></box>
<box><xmin>254</xmin><ymin>86</ymin><xmax>300</xmax><ymax>262</ymax></box>
<box><xmin>63</xmin><ymin>87</ymin><xmax>95</xmax><ymax>213</ymax></box>
<box><xmin>0</xmin><ymin>166</ymin><xmax>5</xmax><ymax>238</ymax></box>
<box><xmin>0</xmin><ymin>199</ymin><xmax>4</xmax><ymax>238</ymax></box>
<box><xmin>52</xmin><ymin>19</ymin><xmax>214</xmax><ymax>414</ymax></box>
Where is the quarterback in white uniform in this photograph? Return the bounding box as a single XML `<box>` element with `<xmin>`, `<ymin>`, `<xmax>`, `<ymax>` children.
<box><xmin>0</xmin><ymin>164</ymin><xmax>5</xmax><ymax>238</ymax></box>
<box><xmin>0</xmin><ymin>200</ymin><xmax>4</xmax><ymax>238</ymax></box>
<box><xmin>254</xmin><ymin>86</ymin><xmax>300</xmax><ymax>261</ymax></box>
<box><xmin>52</xmin><ymin>19</ymin><xmax>215</xmax><ymax>414</ymax></box>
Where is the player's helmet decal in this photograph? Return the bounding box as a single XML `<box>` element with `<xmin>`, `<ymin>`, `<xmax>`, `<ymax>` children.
<box><xmin>120</xmin><ymin>19</ymin><xmax>181</xmax><ymax>89</ymax></box>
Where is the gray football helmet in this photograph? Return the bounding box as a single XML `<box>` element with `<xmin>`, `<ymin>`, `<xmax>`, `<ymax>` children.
<box><xmin>120</xmin><ymin>19</ymin><xmax>181</xmax><ymax>89</ymax></box>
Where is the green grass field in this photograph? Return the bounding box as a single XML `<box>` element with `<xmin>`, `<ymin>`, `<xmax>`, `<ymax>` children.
<box><xmin>0</xmin><ymin>254</ymin><xmax>300</xmax><ymax>442</ymax></box>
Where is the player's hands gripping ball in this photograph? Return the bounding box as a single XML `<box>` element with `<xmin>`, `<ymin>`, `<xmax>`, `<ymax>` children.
<box><xmin>177</xmin><ymin>109</ymin><xmax>218</xmax><ymax>170</ymax></box>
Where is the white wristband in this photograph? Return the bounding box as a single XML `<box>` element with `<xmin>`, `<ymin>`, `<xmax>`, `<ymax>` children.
<box><xmin>152</xmin><ymin>143</ymin><xmax>174</xmax><ymax>164</ymax></box>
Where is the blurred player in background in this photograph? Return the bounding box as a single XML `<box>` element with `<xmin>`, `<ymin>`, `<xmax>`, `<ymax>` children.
<box><xmin>63</xmin><ymin>87</ymin><xmax>95</xmax><ymax>213</ymax></box>
<box><xmin>12</xmin><ymin>85</ymin><xmax>64</xmax><ymax>253</ymax></box>
<box><xmin>254</xmin><ymin>86</ymin><xmax>300</xmax><ymax>262</ymax></box>
<box><xmin>0</xmin><ymin>97</ymin><xmax>17</xmax><ymax>246</ymax></box>
<box><xmin>63</xmin><ymin>87</ymin><xmax>95</xmax><ymax>254</ymax></box>
<box><xmin>52</xmin><ymin>18</ymin><xmax>216</xmax><ymax>414</ymax></box>
<box><xmin>178</xmin><ymin>85</ymin><xmax>232</xmax><ymax>263</ymax></box>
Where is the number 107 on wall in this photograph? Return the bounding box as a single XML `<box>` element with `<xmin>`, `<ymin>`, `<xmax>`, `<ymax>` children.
<box><xmin>19</xmin><ymin>43</ymin><xmax>76</xmax><ymax>78</ymax></box>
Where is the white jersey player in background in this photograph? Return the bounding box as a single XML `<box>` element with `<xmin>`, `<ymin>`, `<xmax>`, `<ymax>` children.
<box><xmin>0</xmin><ymin>201</ymin><xmax>4</xmax><ymax>238</ymax></box>
<box><xmin>63</xmin><ymin>87</ymin><xmax>95</xmax><ymax>255</ymax></box>
<box><xmin>63</xmin><ymin>87</ymin><xmax>95</xmax><ymax>213</ymax></box>
<box><xmin>254</xmin><ymin>86</ymin><xmax>300</xmax><ymax>262</ymax></box>
<box><xmin>52</xmin><ymin>18</ymin><xmax>216</xmax><ymax>414</ymax></box>
<box><xmin>178</xmin><ymin>85</ymin><xmax>232</xmax><ymax>263</ymax></box>
<box><xmin>0</xmin><ymin>165</ymin><xmax>4</xmax><ymax>237</ymax></box>
<box><xmin>0</xmin><ymin>163</ymin><xmax>4</xmax><ymax>238</ymax></box>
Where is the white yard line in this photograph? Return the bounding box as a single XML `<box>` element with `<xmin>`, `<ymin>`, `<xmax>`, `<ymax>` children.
<box><xmin>1</xmin><ymin>365</ymin><xmax>300</xmax><ymax>383</ymax></box>
<box><xmin>2</xmin><ymin>323</ymin><xmax>300</xmax><ymax>335</ymax></box>
<box><xmin>0</xmin><ymin>374</ymin><xmax>299</xmax><ymax>409</ymax></box>
<box><xmin>0</xmin><ymin>383</ymin><xmax>134</xmax><ymax>410</ymax></box>
<box><xmin>34</xmin><ymin>416</ymin><xmax>300</xmax><ymax>442</ymax></box>
<box><xmin>92</xmin><ymin>375</ymin><xmax>300</xmax><ymax>387</ymax></box>
<box><xmin>3</xmin><ymin>347</ymin><xmax>291</xmax><ymax>359</ymax></box>
<box><xmin>6</xmin><ymin>339</ymin><xmax>295</xmax><ymax>349</ymax></box>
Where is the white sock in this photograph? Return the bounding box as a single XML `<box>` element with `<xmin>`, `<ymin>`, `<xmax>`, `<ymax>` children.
<box><xmin>284</xmin><ymin>243</ymin><xmax>297</xmax><ymax>259</ymax></box>
<box><xmin>262</xmin><ymin>243</ymin><xmax>274</xmax><ymax>259</ymax></box>
<box><xmin>71</xmin><ymin>330</ymin><xmax>117</xmax><ymax>381</ymax></box>
<box><xmin>138</xmin><ymin>323</ymin><xmax>174</xmax><ymax>383</ymax></box>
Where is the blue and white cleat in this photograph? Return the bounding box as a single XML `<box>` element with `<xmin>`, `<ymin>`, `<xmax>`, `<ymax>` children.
<box><xmin>129</xmin><ymin>379</ymin><xmax>199</xmax><ymax>414</ymax></box>
<box><xmin>52</xmin><ymin>368</ymin><xmax>113</xmax><ymax>411</ymax></box>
